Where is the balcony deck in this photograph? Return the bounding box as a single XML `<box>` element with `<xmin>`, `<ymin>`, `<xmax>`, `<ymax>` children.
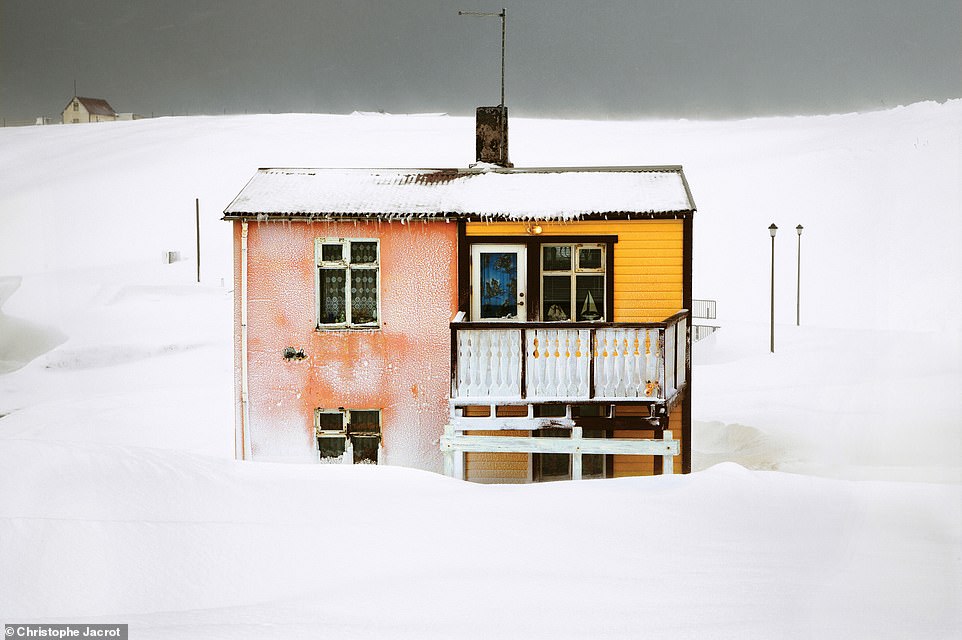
<box><xmin>450</xmin><ymin>310</ymin><xmax>689</xmax><ymax>408</ymax></box>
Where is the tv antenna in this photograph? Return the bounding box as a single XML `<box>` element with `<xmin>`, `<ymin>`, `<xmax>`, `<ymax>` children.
<box><xmin>458</xmin><ymin>7</ymin><xmax>506</xmax><ymax>106</ymax></box>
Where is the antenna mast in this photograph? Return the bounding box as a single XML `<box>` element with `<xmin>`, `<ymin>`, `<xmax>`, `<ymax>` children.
<box><xmin>458</xmin><ymin>7</ymin><xmax>506</xmax><ymax>106</ymax></box>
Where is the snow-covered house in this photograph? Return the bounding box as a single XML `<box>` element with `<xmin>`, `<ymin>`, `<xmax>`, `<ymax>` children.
<box><xmin>61</xmin><ymin>96</ymin><xmax>118</xmax><ymax>124</ymax></box>
<box><xmin>223</xmin><ymin>109</ymin><xmax>695</xmax><ymax>481</ymax></box>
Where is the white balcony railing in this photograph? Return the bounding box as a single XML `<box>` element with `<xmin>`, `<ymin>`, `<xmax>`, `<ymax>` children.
<box><xmin>451</xmin><ymin>311</ymin><xmax>689</xmax><ymax>404</ymax></box>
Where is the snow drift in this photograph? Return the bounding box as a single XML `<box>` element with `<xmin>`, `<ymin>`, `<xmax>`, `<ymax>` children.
<box><xmin>0</xmin><ymin>102</ymin><xmax>959</xmax><ymax>637</ymax></box>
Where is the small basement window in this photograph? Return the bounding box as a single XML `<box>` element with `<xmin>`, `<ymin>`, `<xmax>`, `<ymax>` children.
<box><xmin>315</xmin><ymin>238</ymin><xmax>380</xmax><ymax>329</ymax></box>
<box><xmin>532</xmin><ymin>428</ymin><xmax>606</xmax><ymax>481</ymax></box>
<box><xmin>315</xmin><ymin>409</ymin><xmax>382</xmax><ymax>464</ymax></box>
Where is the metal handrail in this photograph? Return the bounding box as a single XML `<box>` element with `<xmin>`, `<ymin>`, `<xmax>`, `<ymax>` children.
<box><xmin>692</xmin><ymin>299</ymin><xmax>716</xmax><ymax>320</ymax></box>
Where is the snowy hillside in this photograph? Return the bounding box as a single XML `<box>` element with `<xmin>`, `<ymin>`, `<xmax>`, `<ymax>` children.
<box><xmin>1</xmin><ymin>103</ymin><xmax>959</xmax><ymax>637</ymax></box>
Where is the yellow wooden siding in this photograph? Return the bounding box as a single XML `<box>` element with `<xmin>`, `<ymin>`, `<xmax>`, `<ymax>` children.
<box><xmin>611</xmin><ymin>403</ymin><xmax>685</xmax><ymax>476</ymax></box>
<box><xmin>612</xmin><ymin>430</ymin><xmax>657</xmax><ymax>477</ymax></box>
<box><xmin>668</xmin><ymin>403</ymin><xmax>684</xmax><ymax>475</ymax></box>
<box><xmin>466</xmin><ymin>220</ymin><xmax>683</xmax><ymax>322</ymax></box>
<box><xmin>464</xmin><ymin>430</ymin><xmax>530</xmax><ymax>483</ymax></box>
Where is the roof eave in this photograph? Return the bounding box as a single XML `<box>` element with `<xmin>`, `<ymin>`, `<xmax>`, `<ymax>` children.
<box><xmin>221</xmin><ymin>209</ymin><xmax>694</xmax><ymax>222</ymax></box>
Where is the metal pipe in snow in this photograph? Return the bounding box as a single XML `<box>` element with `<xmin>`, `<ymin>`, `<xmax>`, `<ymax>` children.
<box><xmin>195</xmin><ymin>198</ymin><xmax>201</xmax><ymax>283</ymax></box>
<box><xmin>770</xmin><ymin>234</ymin><xmax>775</xmax><ymax>353</ymax></box>
<box><xmin>240</xmin><ymin>221</ymin><xmax>251</xmax><ymax>460</ymax></box>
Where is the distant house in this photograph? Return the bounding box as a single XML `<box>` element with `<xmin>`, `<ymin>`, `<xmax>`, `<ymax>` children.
<box><xmin>62</xmin><ymin>96</ymin><xmax>118</xmax><ymax>124</ymax></box>
<box><xmin>223</xmin><ymin>107</ymin><xmax>696</xmax><ymax>482</ymax></box>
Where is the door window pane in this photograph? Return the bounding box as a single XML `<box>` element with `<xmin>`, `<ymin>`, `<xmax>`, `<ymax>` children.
<box><xmin>480</xmin><ymin>252</ymin><xmax>519</xmax><ymax>319</ymax></box>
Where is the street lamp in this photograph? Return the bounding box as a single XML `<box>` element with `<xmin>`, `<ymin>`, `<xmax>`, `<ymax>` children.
<box><xmin>796</xmin><ymin>225</ymin><xmax>804</xmax><ymax>326</ymax></box>
<box><xmin>769</xmin><ymin>223</ymin><xmax>778</xmax><ymax>353</ymax></box>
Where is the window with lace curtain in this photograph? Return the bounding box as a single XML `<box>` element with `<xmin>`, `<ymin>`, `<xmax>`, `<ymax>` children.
<box><xmin>315</xmin><ymin>238</ymin><xmax>380</xmax><ymax>328</ymax></box>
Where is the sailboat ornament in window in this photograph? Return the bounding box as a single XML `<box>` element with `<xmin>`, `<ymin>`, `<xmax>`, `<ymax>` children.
<box><xmin>581</xmin><ymin>291</ymin><xmax>601</xmax><ymax>321</ymax></box>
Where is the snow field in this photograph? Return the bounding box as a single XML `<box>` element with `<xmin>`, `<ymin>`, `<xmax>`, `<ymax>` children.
<box><xmin>0</xmin><ymin>102</ymin><xmax>960</xmax><ymax>636</ymax></box>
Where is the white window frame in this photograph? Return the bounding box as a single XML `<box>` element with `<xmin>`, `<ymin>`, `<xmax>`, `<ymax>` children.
<box><xmin>314</xmin><ymin>408</ymin><xmax>382</xmax><ymax>464</ymax></box>
<box><xmin>315</xmin><ymin>238</ymin><xmax>381</xmax><ymax>329</ymax></box>
<box><xmin>540</xmin><ymin>243</ymin><xmax>606</xmax><ymax>322</ymax></box>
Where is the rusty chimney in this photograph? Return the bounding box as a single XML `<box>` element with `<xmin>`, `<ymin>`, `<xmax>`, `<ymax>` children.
<box><xmin>475</xmin><ymin>105</ymin><xmax>512</xmax><ymax>167</ymax></box>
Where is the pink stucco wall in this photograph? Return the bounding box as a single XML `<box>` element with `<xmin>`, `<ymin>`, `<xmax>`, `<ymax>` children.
<box><xmin>233</xmin><ymin>219</ymin><xmax>458</xmax><ymax>468</ymax></box>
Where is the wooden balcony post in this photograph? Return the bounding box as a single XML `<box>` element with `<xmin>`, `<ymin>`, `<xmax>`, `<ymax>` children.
<box><xmin>662</xmin><ymin>430</ymin><xmax>674</xmax><ymax>475</ymax></box>
<box><xmin>443</xmin><ymin>423</ymin><xmax>455</xmax><ymax>477</ymax></box>
<box><xmin>571</xmin><ymin>426</ymin><xmax>583</xmax><ymax>480</ymax></box>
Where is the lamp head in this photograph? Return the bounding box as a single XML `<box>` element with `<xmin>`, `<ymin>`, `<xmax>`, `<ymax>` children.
<box><xmin>769</xmin><ymin>223</ymin><xmax>778</xmax><ymax>238</ymax></box>
<box><xmin>796</xmin><ymin>224</ymin><xmax>804</xmax><ymax>236</ymax></box>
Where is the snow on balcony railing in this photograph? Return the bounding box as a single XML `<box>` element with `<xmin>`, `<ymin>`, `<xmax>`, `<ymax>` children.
<box><xmin>450</xmin><ymin>311</ymin><xmax>689</xmax><ymax>404</ymax></box>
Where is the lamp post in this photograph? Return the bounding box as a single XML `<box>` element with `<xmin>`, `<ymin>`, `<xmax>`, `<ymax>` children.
<box><xmin>796</xmin><ymin>225</ymin><xmax>803</xmax><ymax>326</ymax></box>
<box><xmin>769</xmin><ymin>223</ymin><xmax>778</xmax><ymax>353</ymax></box>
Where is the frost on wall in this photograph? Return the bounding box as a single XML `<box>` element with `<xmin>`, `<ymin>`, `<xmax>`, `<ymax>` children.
<box><xmin>241</xmin><ymin>219</ymin><xmax>458</xmax><ymax>469</ymax></box>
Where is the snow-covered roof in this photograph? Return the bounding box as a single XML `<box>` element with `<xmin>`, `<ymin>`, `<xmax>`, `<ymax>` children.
<box><xmin>223</xmin><ymin>166</ymin><xmax>696</xmax><ymax>221</ymax></box>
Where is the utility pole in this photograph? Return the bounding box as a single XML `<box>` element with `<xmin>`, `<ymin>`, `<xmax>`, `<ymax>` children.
<box><xmin>769</xmin><ymin>224</ymin><xmax>778</xmax><ymax>353</ymax></box>
<box><xmin>195</xmin><ymin>198</ymin><xmax>201</xmax><ymax>283</ymax></box>
<box><xmin>459</xmin><ymin>8</ymin><xmax>506</xmax><ymax>106</ymax></box>
<box><xmin>796</xmin><ymin>225</ymin><xmax>804</xmax><ymax>326</ymax></box>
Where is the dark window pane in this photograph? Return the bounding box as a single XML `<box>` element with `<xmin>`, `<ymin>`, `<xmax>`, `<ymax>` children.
<box><xmin>583</xmin><ymin>454</ymin><xmax>605</xmax><ymax>478</ymax></box>
<box><xmin>350</xmin><ymin>241</ymin><xmax>378</xmax><ymax>264</ymax></box>
<box><xmin>539</xmin><ymin>454</ymin><xmax>570</xmax><ymax>480</ymax></box>
<box><xmin>480</xmin><ymin>252</ymin><xmax>518</xmax><ymax>319</ymax></box>
<box><xmin>575</xmin><ymin>275</ymin><xmax>605</xmax><ymax>321</ymax></box>
<box><xmin>578</xmin><ymin>247</ymin><xmax>603</xmax><ymax>270</ymax></box>
<box><xmin>321</xmin><ymin>244</ymin><xmax>343</xmax><ymax>262</ymax></box>
<box><xmin>316</xmin><ymin>412</ymin><xmax>343</xmax><ymax>432</ymax></box>
<box><xmin>318</xmin><ymin>437</ymin><xmax>346</xmax><ymax>460</ymax></box>
<box><xmin>319</xmin><ymin>269</ymin><xmax>347</xmax><ymax>324</ymax></box>
<box><xmin>351</xmin><ymin>270</ymin><xmax>378</xmax><ymax>324</ymax></box>
<box><xmin>542</xmin><ymin>245</ymin><xmax>572</xmax><ymax>271</ymax></box>
<box><xmin>542</xmin><ymin>275</ymin><xmax>571</xmax><ymax>321</ymax></box>
<box><xmin>583</xmin><ymin>428</ymin><xmax>605</xmax><ymax>479</ymax></box>
<box><xmin>348</xmin><ymin>411</ymin><xmax>380</xmax><ymax>434</ymax></box>
<box><xmin>533</xmin><ymin>405</ymin><xmax>566</xmax><ymax>418</ymax></box>
<box><xmin>351</xmin><ymin>435</ymin><xmax>380</xmax><ymax>464</ymax></box>
<box><xmin>536</xmin><ymin>428</ymin><xmax>571</xmax><ymax>481</ymax></box>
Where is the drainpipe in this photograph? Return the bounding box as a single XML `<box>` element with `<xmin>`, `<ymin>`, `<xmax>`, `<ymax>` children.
<box><xmin>240</xmin><ymin>220</ymin><xmax>252</xmax><ymax>460</ymax></box>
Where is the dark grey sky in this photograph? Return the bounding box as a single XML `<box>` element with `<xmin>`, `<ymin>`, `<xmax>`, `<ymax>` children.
<box><xmin>2</xmin><ymin>0</ymin><xmax>959</xmax><ymax>121</ymax></box>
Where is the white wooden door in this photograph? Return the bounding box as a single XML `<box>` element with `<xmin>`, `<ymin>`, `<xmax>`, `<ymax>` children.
<box><xmin>470</xmin><ymin>244</ymin><xmax>526</xmax><ymax>321</ymax></box>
